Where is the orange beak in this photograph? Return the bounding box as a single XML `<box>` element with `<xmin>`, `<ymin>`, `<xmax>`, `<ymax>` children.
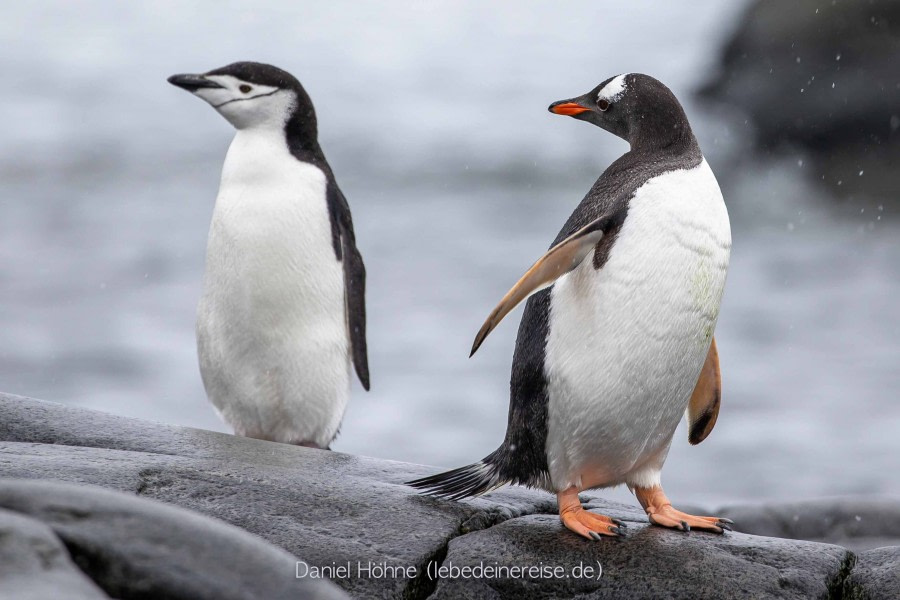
<box><xmin>550</xmin><ymin>102</ymin><xmax>590</xmax><ymax>116</ymax></box>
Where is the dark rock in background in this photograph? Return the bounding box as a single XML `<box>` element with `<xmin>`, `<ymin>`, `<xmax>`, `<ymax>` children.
<box><xmin>700</xmin><ymin>0</ymin><xmax>900</xmax><ymax>199</ymax></box>
<box><xmin>719</xmin><ymin>499</ymin><xmax>900</xmax><ymax>552</ymax></box>
<box><xmin>0</xmin><ymin>393</ymin><xmax>896</xmax><ymax>599</ymax></box>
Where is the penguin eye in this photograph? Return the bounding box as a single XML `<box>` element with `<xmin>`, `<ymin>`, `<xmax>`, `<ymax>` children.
<box><xmin>597</xmin><ymin>99</ymin><xmax>610</xmax><ymax>112</ymax></box>
<box><xmin>239</xmin><ymin>84</ymin><xmax>252</xmax><ymax>94</ymax></box>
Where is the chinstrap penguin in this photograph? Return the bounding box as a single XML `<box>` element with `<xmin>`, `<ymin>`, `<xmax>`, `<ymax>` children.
<box><xmin>408</xmin><ymin>74</ymin><xmax>732</xmax><ymax>539</ymax></box>
<box><xmin>168</xmin><ymin>62</ymin><xmax>369</xmax><ymax>449</ymax></box>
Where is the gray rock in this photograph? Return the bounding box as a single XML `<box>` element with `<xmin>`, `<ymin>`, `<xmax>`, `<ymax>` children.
<box><xmin>0</xmin><ymin>393</ymin><xmax>886</xmax><ymax>598</ymax></box>
<box><xmin>719</xmin><ymin>499</ymin><xmax>900</xmax><ymax>552</ymax></box>
<box><xmin>0</xmin><ymin>392</ymin><xmax>555</xmax><ymax>599</ymax></box>
<box><xmin>848</xmin><ymin>546</ymin><xmax>900</xmax><ymax>600</ymax></box>
<box><xmin>0</xmin><ymin>479</ymin><xmax>347</xmax><ymax>600</ymax></box>
<box><xmin>0</xmin><ymin>507</ymin><xmax>110</xmax><ymax>600</ymax></box>
<box><xmin>433</xmin><ymin>516</ymin><xmax>852</xmax><ymax>600</ymax></box>
<box><xmin>429</xmin><ymin>515</ymin><xmax>853</xmax><ymax>600</ymax></box>
<box><xmin>700</xmin><ymin>0</ymin><xmax>900</xmax><ymax>198</ymax></box>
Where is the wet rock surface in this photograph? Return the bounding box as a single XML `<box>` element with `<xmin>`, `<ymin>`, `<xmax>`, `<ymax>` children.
<box><xmin>0</xmin><ymin>507</ymin><xmax>110</xmax><ymax>600</ymax></box>
<box><xmin>848</xmin><ymin>546</ymin><xmax>900</xmax><ymax>600</ymax></box>
<box><xmin>429</xmin><ymin>515</ymin><xmax>852</xmax><ymax>600</ymax></box>
<box><xmin>1</xmin><ymin>393</ymin><xmax>896</xmax><ymax>599</ymax></box>
<box><xmin>0</xmin><ymin>393</ymin><xmax>554</xmax><ymax>599</ymax></box>
<box><xmin>0</xmin><ymin>479</ymin><xmax>347</xmax><ymax>600</ymax></box>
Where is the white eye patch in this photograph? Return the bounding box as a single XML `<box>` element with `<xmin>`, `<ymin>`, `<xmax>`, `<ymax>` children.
<box><xmin>184</xmin><ymin>73</ymin><xmax>298</xmax><ymax>130</ymax></box>
<box><xmin>186</xmin><ymin>75</ymin><xmax>280</xmax><ymax>109</ymax></box>
<box><xmin>597</xmin><ymin>74</ymin><xmax>628</xmax><ymax>103</ymax></box>
<box><xmin>193</xmin><ymin>75</ymin><xmax>281</xmax><ymax>108</ymax></box>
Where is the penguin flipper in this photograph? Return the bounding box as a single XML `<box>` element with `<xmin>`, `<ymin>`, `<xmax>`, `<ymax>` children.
<box><xmin>470</xmin><ymin>217</ymin><xmax>606</xmax><ymax>356</ymax></box>
<box><xmin>342</xmin><ymin>233</ymin><xmax>370</xmax><ymax>390</ymax></box>
<box><xmin>328</xmin><ymin>182</ymin><xmax>370</xmax><ymax>390</ymax></box>
<box><xmin>687</xmin><ymin>337</ymin><xmax>721</xmax><ymax>445</ymax></box>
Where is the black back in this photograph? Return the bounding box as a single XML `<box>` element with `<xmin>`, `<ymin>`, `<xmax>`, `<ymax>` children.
<box><xmin>208</xmin><ymin>62</ymin><xmax>370</xmax><ymax>390</ymax></box>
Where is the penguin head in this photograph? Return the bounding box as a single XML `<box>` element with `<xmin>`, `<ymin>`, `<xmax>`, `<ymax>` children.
<box><xmin>548</xmin><ymin>74</ymin><xmax>694</xmax><ymax>150</ymax></box>
<box><xmin>168</xmin><ymin>62</ymin><xmax>316</xmax><ymax>132</ymax></box>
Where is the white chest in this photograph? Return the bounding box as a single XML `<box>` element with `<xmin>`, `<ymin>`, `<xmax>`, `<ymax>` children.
<box><xmin>196</xmin><ymin>129</ymin><xmax>349</xmax><ymax>445</ymax></box>
<box><xmin>203</xmin><ymin>129</ymin><xmax>343</xmax><ymax>311</ymax></box>
<box><xmin>544</xmin><ymin>159</ymin><xmax>732</xmax><ymax>490</ymax></box>
<box><xmin>213</xmin><ymin>129</ymin><xmax>332</xmax><ymax>261</ymax></box>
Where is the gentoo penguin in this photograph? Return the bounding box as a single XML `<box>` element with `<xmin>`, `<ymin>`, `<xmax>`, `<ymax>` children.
<box><xmin>409</xmin><ymin>74</ymin><xmax>733</xmax><ymax>539</ymax></box>
<box><xmin>168</xmin><ymin>62</ymin><xmax>369</xmax><ymax>449</ymax></box>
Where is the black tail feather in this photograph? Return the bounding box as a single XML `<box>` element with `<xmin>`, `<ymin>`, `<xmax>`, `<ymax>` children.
<box><xmin>406</xmin><ymin>460</ymin><xmax>508</xmax><ymax>501</ymax></box>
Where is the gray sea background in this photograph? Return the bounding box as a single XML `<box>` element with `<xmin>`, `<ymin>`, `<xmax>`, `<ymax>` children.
<box><xmin>2</xmin><ymin>1</ymin><xmax>897</xmax><ymax>507</ymax></box>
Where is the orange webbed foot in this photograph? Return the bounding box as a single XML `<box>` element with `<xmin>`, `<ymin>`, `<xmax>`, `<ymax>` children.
<box><xmin>634</xmin><ymin>485</ymin><xmax>732</xmax><ymax>534</ymax></box>
<box><xmin>558</xmin><ymin>487</ymin><xmax>626</xmax><ymax>540</ymax></box>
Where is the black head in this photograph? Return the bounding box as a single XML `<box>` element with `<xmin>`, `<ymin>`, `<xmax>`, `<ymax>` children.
<box><xmin>168</xmin><ymin>61</ymin><xmax>316</xmax><ymax>137</ymax></box>
<box><xmin>548</xmin><ymin>73</ymin><xmax>697</xmax><ymax>152</ymax></box>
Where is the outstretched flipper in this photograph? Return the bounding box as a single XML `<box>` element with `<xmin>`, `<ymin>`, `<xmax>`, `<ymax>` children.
<box><xmin>470</xmin><ymin>217</ymin><xmax>608</xmax><ymax>356</ymax></box>
<box><xmin>687</xmin><ymin>337</ymin><xmax>721</xmax><ymax>445</ymax></box>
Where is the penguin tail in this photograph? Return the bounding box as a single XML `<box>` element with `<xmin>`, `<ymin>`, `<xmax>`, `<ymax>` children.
<box><xmin>406</xmin><ymin>459</ymin><xmax>509</xmax><ymax>501</ymax></box>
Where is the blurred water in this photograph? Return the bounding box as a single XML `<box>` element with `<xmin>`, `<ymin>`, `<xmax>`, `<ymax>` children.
<box><xmin>1</xmin><ymin>1</ymin><xmax>897</xmax><ymax>507</ymax></box>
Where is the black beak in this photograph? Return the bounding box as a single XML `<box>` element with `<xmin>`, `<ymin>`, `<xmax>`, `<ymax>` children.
<box><xmin>167</xmin><ymin>73</ymin><xmax>224</xmax><ymax>92</ymax></box>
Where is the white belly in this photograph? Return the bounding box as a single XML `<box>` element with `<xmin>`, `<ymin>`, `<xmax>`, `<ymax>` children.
<box><xmin>545</xmin><ymin>159</ymin><xmax>731</xmax><ymax>491</ymax></box>
<box><xmin>196</xmin><ymin>128</ymin><xmax>349</xmax><ymax>447</ymax></box>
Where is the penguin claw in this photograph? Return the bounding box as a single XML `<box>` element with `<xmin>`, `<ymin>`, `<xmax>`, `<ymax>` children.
<box><xmin>612</xmin><ymin>518</ymin><xmax>627</xmax><ymax>527</ymax></box>
<box><xmin>558</xmin><ymin>487</ymin><xmax>624</xmax><ymax>541</ymax></box>
<box><xmin>635</xmin><ymin>486</ymin><xmax>731</xmax><ymax>535</ymax></box>
<box><xmin>718</xmin><ymin>518</ymin><xmax>734</xmax><ymax>525</ymax></box>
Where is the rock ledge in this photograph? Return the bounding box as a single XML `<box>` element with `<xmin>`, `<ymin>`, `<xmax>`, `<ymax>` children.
<box><xmin>1</xmin><ymin>393</ymin><xmax>896</xmax><ymax>599</ymax></box>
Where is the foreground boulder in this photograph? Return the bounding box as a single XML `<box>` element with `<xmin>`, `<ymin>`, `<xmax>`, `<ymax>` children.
<box><xmin>0</xmin><ymin>507</ymin><xmax>109</xmax><ymax>600</ymax></box>
<box><xmin>849</xmin><ymin>546</ymin><xmax>900</xmax><ymax>600</ymax></box>
<box><xmin>0</xmin><ymin>393</ymin><xmax>889</xmax><ymax>598</ymax></box>
<box><xmin>430</xmin><ymin>515</ymin><xmax>851</xmax><ymax>600</ymax></box>
<box><xmin>0</xmin><ymin>479</ymin><xmax>347</xmax><ymax>600</ymax></box>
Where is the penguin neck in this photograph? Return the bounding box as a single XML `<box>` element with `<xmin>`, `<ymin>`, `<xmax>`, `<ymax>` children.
<box><xmin>283</xmin><ymin>109</ymin><xmax>329</xmax><ymax>170</ymax></box>
<box><xmin>626</xmin><ymin>100</ymin><xmax>700</xmax><ymax>157</ymax></box>
<box><xmin>628</xmin><ymin>123</ymin><xmax>699</xmax><ymax>157</ymax></box>
<box><xmin>223</xmin><ymin>117</ymin><xmax>331</xmax><ymax>186</ymax></box>
<box><xmin>608</xmin><ymin>125</ymin><xmax>702</xmax><ymax>178</ymax></box>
